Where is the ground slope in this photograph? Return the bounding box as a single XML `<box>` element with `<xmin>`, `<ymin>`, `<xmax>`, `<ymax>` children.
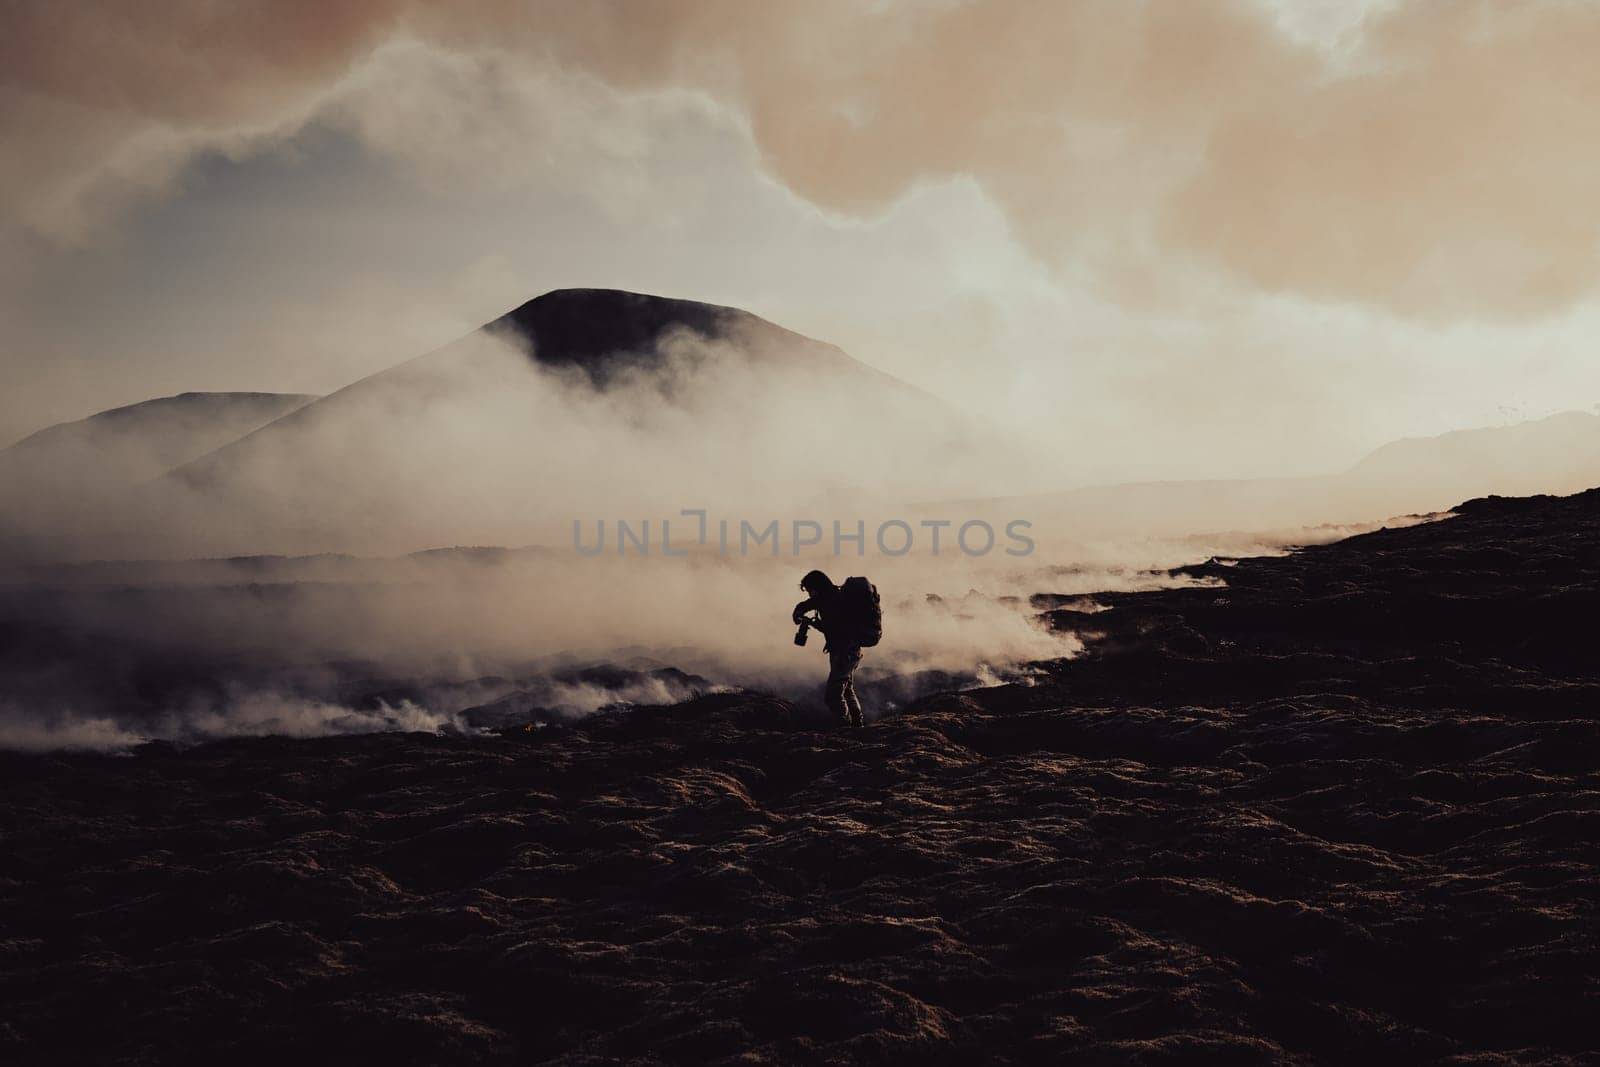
<box><xmin>3</xmin><ymin>490</ymin><xmax>1598</xmax><ymax>1064</ymax></box>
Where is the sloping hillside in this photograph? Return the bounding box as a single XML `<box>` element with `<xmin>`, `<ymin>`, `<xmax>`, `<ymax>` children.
<box><xmin>0</xmin><ymin>392</ymin><xmax>317</xmax><ymax>486</ymax></box>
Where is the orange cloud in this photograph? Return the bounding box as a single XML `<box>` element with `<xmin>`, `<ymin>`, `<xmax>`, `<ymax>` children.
<box><xmin>5</xmin><ymin>0</ymin><xmax>1599</xmax><ymax>317</ymax></box>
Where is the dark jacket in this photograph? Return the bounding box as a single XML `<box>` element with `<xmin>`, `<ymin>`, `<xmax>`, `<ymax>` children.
<box><xmin>794</xmin><ymin>587</ymin><xmax>858</xmax><ymax>652</ymax></box>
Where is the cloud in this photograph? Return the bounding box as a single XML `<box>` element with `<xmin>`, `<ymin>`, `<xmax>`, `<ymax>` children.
<box><xmin>5</xmin><ymin>1</ymin><xmax>1600</xmax><ymax>318</ymax></box>
<box><xmin>0</xmin><ymin>0</ymin><xmax>405</xmax><ymax>239</ymax></box>
<box><xmin>1164</xmin><ymin>0</ymin><xmax>1600</xmax><ymax>318</ymax></box>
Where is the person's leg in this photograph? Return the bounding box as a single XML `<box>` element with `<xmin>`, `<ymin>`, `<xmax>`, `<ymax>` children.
<box><xmin>825</xmin><ymin>651</ymin><xmax>852</xmax><ymax>725</ymax></box>
<box><xmin>825</xmin><ymin>652</ymin><xmax>864</xmax><ymax>726</ymax></box>
<box><xmin>844</xmin><ymin>679</ymin><xmax>863</xmax><ymax>727</ymax></box>
<box><xmin>829</xmin><ymin>647</ymin><xmax>863</xmax><ymax>728</ymax></box>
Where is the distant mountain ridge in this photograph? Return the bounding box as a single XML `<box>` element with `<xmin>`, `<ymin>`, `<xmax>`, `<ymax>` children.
<box><xmin>1348</xmin><ymin>409</ymin><xmax>1600</xmax><ymax>493</ymax></box>
<box><xmin>929</xmin><ymin>409</ymin><xmax>1600</xmax><ymax>539</ymax></box>
<box><xmin>0</xmin><ymin>392</ymin><xmax>318</xmax><ymax>486</ymax></box>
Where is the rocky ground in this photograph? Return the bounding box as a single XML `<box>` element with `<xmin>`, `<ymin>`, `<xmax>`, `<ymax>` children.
<box><xmin>3</xmin><ymin>490</ymin><xmax>1599</xmax><ymax>1064</ymax></box>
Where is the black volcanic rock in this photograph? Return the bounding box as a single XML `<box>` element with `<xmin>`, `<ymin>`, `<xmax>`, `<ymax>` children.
<box><xmin>8</xmin><ymin>494</ymin><xmax>1600</xmax><ymax>1062</ymax></box>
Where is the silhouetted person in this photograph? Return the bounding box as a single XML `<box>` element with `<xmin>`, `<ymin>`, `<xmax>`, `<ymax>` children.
<box><xmin>793</xmin><ymin>569</ymin><xmax>866</xmax><ymax>728</ymax></box>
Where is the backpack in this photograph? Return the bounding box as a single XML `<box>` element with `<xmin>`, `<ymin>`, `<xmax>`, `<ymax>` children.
<box><xmin>839</xmin><ymin>576</ymin><xmax>882</xmax><ymax>647</ymax></box>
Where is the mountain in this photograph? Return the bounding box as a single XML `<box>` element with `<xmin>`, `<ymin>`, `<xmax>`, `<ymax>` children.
<box><xmin>168</xmin><ymin>289</ymin><xmax>948</xmax><ymax>469</ymax></box>
<box><xmin>0</xmin><ymin>393</ymin><xmax>319</xmax><ymax>562</ymax></box>
<box><xmin>0</xmin><ymin>392</ymin><xmax>317</xmax><ymax>486</ymax></box>
<box><xmin>141</xmin><ymin>290</ymin><xmax>992</xmax><ymax>558</ymax></box>
<box><xmin>1347</xmin><ymin>409</ymin><xmax>1600</xmax><ymax>498</ymax></box>
<box><xmin>487</xmin><ymin>288</ymin><xmax>921</xmax><ymax>393</ymax></box>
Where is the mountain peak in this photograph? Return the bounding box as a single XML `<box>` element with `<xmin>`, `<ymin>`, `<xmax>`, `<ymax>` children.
<box><xmin>490</xmin><ymin>289</ymin><xmax>751</xmax><ymax>386</ymax></box>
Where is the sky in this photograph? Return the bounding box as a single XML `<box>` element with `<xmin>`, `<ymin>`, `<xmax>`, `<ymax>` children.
<box><xmin>4</xmin><ymin>0</ymin><xmax>1600</xmax><ymax>484</ymax></box>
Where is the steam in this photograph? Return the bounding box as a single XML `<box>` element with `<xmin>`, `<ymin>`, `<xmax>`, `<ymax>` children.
<box><xmin>1</xmin><ymin>507</ymin><xmax>1441</xmax><ymax>753</ymax></box>
<box><xmin>0</xmin><ymin>545</ymin><xmax>1089</xmax><ymax>752</ymax></box>
<box><xmin>0</xmin><ymin>295</ymin><xmax>1486</xmax><ymax>756</ymax></box>
<box><xmin>0</xmin><ymin>302</ymin><xmax>1088</xmax><ymax>752</ymax></box>
<box><xmin>1</xmin><ymin>308</ymin><xmax>1040</xmax><ymax>562</ymax></box>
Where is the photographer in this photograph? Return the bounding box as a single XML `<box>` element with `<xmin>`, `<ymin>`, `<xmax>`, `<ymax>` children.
<box><xmin>793</xmin><ymin>569</ymin><xmax>879</xmax><ymax>729</ymax></box>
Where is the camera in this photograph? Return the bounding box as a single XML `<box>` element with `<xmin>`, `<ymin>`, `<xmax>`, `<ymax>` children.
<box><xmin>794</xmin><ymin>620</ymin><xmax>810</xmax><ymax>646</ymax></box>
